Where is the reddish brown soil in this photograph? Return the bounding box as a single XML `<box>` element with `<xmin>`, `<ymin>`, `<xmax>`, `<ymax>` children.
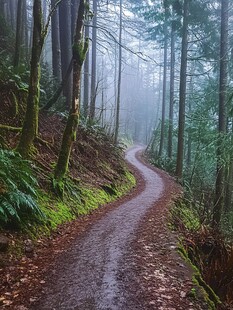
<box><xmin>0</xmin><ymin>152</ymin><xmax>144</xmax><ymax>309</ymax></box>
<box><xmin>0</xmin><ymin>148</ymin><xmax>208</xmax><ymax>309</ymax></box>
<box><xmin>120</xmin><ymin>153</ymin><xmax>209</xmax><ymax>309</ymax></box>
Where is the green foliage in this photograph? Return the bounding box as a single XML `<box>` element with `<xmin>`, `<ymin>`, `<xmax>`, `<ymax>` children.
<box><xmin>151</xmin><ymin>155</ymin><xmax>176</xmax><ymax>174</ymax></box>
<box><xmin>172</xmin><ymin>199</ymin><xmax>201</xmax><ymax>232</ymax></box>
<box><xmin>0</xmin><ymin>149</ymin><xmax>43</xmax><ymax>225</ymax></box>
<box><xmin>0</xmin><ymin>53</ymin><xmax>29</xmax><ymax>93</ymax></box>
<box><xmin>38</xmin><ymin>170</ymin><xmax>135</xmax><ymax>231</ymax></box>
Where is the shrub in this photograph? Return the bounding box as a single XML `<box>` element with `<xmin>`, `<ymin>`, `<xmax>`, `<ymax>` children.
<box><xmin>0</xmin><ymin>149</ymin><xmax>43</xmax><ymax>226</ymax></box>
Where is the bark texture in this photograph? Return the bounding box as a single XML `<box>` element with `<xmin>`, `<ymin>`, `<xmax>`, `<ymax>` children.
<box><xmin>17</xmin><ymin>0</ymin><xmax>44</xmax><ymax>157</ymax></box>
<box><xmin>54</xmin><ymin>0</ymin><xmax>88</xmax><ymax>189</ymax></box>
<box><xmin>213</xmin><ymin>0</ymin><xmax>229</xmax><ymax>227</ymax></box>
<box><xmin>175</xmin><ymin>0</ymin><xmax>189</xmax><ymax>179</ymax></box>
<box><xmin>89</xmin><ymin>0</ymin><xmax>97</xmax><ymax>120</ymax></box>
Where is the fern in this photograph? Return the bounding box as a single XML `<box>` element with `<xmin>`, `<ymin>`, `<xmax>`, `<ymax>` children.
<box><xmin>0</xmin><ymin>149</ymin><xmax>44</xmax><ymax>225</ymax></box>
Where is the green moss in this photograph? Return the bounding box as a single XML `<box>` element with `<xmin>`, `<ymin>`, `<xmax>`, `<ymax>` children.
<box><xmin>73</xmin><ymin>38</ymin><xmax>89</xmax><ymax>65</ymax></box>
<box><xmin>187</xmin><ymin>287</ymin><xmax>197</xmax><ymax>298</ymax></box>
<box><xmin>54</xmin><ymin>113</ymin><xmax>79</xmax><ymax>193</ymax></box>
<box><xmin>33</xmin><ymin>170</ymin><xmax>135</xmax><ymax>234</ymax></box>
<box><xmin>171</xmin><ymin>200</ymin><xmax>201</xmax><ymax>231</ymax></box>
<box><xmin>177</xmin><ymin>242</ymin><xmax>220</xmax><ymax>309</ymax></box>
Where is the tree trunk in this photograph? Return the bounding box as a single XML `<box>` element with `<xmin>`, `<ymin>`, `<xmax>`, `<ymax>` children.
<box><xmin>17</xmin><ymin>0</ymin><xmax>61</xmax><ymax>157</ymax></box>
<box><xmin>114</xmin><ymin>0</ymin><xmax>122</xmax><ymax>145</ymax></box>
<box><xmin>54</xmin><ymin>0</ymin><xmax>88</xmax><ymax>192</ymax></box>
<box><xmin>83</xmin><ymin>1</ymin><xmax>89</xmax><ymax>118</ymax></box>
<box><xmin>71</xmin><ymin>0</ymin><xmax>80</xmax><ymax>38</ymax></box>
<box><xmin>213</xmin><ymin>0</ymin><xmax>229</xmax><ymax>227</ymax></box>
<box><xmin>89</xmin><ymin>0</ymin><xmax>97</xmax><ymax>120</ymax></box>
<box><xmin>59</xmin><ymin>0</ymin><xmax>72</xmax><ymax>108</ymax></box>
<box><xmin>51</xmin><ymin>0</ymin><xmax>62</xmax><ymax>82</ymax></box>
<box><xmin>17</xmin><ymin>0</ymin><xmax>44</xmax><ymax>157</ymax></box>
<box><xmin>22</xmin><ymin>0</ymin><xmax>29</xmax><ymax>60</ymax></box>
<box><xmin>158</xmin><ymin>15</ymin><xmax>168</xmax><ymax>157</ymax></box>
<box><xmin>186</xmin><ymin>63</ymin><xmax>194</xmax><ymax>168</ymax></box>
<box><xmin>9</xmin><ymin>0</ymin><xmax>16</xmax><ymax>30</ymax></box>
<box><xmin>167</xmin><ymin>21</ymin><xmax>175</xmax><ymax>159</ymax></box>
<box><xmin>155</xmin><ymin>48</ymin><xmax>163</xmax><ymax>127</ymax></box>
<box><xmin>175</xmin><ymin>0</ymin><xmax>189</xmax><ymax>179</ymax></box>
<box><xmin>13</xmin><ymin>0</ymin><xmax>23</xmax><ymax>68</ymax></box>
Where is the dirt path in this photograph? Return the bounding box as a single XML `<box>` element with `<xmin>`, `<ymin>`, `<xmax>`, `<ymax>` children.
<box><xmin>27</xmin><ymin>146</ymin><xmax>208</xmax><ymax>309</ymax></box>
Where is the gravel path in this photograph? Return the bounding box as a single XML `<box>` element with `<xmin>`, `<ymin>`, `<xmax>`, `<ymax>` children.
<box><xmin>31</xmin><ymin>146</ymin><xmax>208</xmax><ymax>310</ymax></box>
<box><xmin>31</xmin><ymin>146</ymin><xmax>165</xmax><ymax>309</ymax></box>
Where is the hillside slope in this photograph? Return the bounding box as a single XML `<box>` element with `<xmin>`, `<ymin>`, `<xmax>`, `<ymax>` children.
<box><xmin>0</xmin><ymin>106</ymin><xmax>135</xmax><ymax>251</ymax></box>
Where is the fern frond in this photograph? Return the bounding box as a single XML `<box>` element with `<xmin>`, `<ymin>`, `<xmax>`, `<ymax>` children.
<box><xmin>0</xmin><ymin>150</ymin><xmax>44</xmax><ymax>225</ymax></box>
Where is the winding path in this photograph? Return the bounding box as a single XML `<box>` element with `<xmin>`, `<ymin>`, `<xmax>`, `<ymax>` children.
<box><xmin>31</xmin><ymin>146</ymin><xmax>207</xmax><ymax>310</ymax></box>
<box><xmin>32</xmin><ymin>146</ymin><xmax>165</xmax><ymax>309</ymax></box>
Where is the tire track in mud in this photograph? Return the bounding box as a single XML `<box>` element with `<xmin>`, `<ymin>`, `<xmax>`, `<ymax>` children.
<box><xmin>32</xmin><ymin>145</ymin><xmax>165</xmax><ymax>310</ymax></box>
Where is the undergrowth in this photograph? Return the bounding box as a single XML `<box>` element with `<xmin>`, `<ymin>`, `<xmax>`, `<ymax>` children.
<box><xmin>0</xmin><ymin>149</ymin><xmax>44</xmax><ymax>227</ymax></box>
<box><xmin>172</xmin><ymin>199</ymin><xmax>233</xmax><ymax>309</ymax></box>
<box><xmin>33</xmin><ymin>170</ymin><xmax>136</xmax><ymax>235</ymax></box>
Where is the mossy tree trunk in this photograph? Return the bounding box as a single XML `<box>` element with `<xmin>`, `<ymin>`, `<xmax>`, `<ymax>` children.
<box><xmin>17</xmin><ymin>0</ymin><xmax>61</xmax><ymax>158</ymax></box>
<box><xmin>54</xmin><ymin>0</ymin><xmax>88</xmax><ymax>191</ymax></box>
<box><xmin>17</xmin><ymin>0</ymin><xmax>44</xmax><ymax>158</ymax></box>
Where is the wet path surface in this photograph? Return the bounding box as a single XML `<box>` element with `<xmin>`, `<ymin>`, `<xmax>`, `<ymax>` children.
<box><xmin>32</xmin><ymin>146</ymin><xmax>164</xmax><ymax>310</ymax></box>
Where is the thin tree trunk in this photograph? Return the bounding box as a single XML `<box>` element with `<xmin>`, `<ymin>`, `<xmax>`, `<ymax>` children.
<box><xmin>89</xmin><ymin>0</ymin><xmax>97</xmax><ymax>120</ymax></box>
<box><xmin>13</xmin><ymin>0</ymin><xmax>23</xmax><ymax>68</ymax></box>
<box><xmin>83</xmin><ymin>1</ymin><xmax>89</xmax><ymax>118</ymax></box>
<box><xmin>168</xmin><ymin>21</ymin><xmax>175</xmax><ymax>159</ymax></box>
<box><xmin>9</xmin><ymin>0</ymin><xmax>16</xmax><ymax>30</ymax></box>
<box><xmin>17</xmin><ymin>0</ymin><xmax>44</xmax><ymax>157</ymax></box>
<box><xmin>175</xmin><ymin>0</ymin><xmax>189</xmax><ymax>179</ymax></box>
<box><xmin>59</xmin><ymin>0</ymin><xmax>72</xmax><ymax>108</ymax></box>
<box><xmin>156</xmin><ymin>49</ymin><xmax>163</xmax><ymax>127</ymax></box>
<box><xmin>186</xmin><ymin>65</ymin><xmax>194</xmax><ymax>168</ymax></box>
<box><xmin>114</xmin><ymin>0</ymin><xmax>122</xmax><ymax>145</ymax></box>
<box><xmin>17</xmin><ymin>0</ymin><xmax>61</xmax><ymax>157</ymax></box>
<box><xmin>51</xmin><ymin>0</ymin><xmax>62</xmax><ymax>82</ymax></box>
<box><xmin>213</xmin><ymin>0</ymin><xmax>229</xmax><ymax>227</ymax></box>
<box><xmin>54</xmin><ymin>0</ymin><xmax>88</xmax><ymax>192</ymax></box>
<box><xmin>22</xmin><ymin>0</ymin><xmax>29</xmax><ymax>60</ymax></box>
<box><xmin>71</xmin><ymin>0</ymin><xmax>80</xmax><ymax>38</ymax></box>
<box><xmin>158</xmin><ymin>17</ymin><xmax>168</xmax><ymax>157</ymax></box>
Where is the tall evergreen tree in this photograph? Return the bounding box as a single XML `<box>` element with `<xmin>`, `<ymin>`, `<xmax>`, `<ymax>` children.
<box><xmin>59</xmin><ymin>0</ymin><xmax>72</xmax><ymax>108</ymax></box>
<box><xmin>175</xmin><ymin>0</ymin><xmax>189</xmax><ymax>179</ymax></box>
<box><xmin>213</xmin><ymin>0</ymin><xmax>229</xmax><ymax>227</ymax></box>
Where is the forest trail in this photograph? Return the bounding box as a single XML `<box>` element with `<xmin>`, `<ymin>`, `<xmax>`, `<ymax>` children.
<box><xmin>31</xmin><ymin>146</ymin><xmax>207</xmax><ymax>310</ymax></box>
